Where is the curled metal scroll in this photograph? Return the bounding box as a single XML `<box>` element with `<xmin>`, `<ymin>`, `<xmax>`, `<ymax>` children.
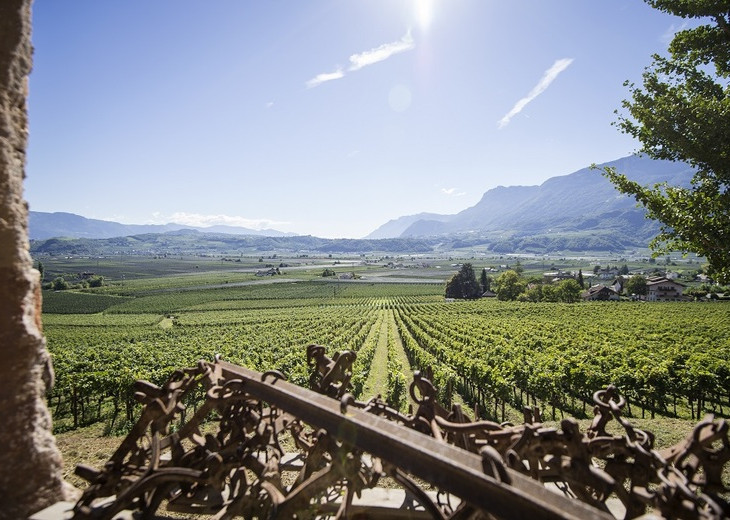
<box><xmin>70</xmin><ymin>347</ymin><xmax>729</xmax><ymax>519</ymax></box>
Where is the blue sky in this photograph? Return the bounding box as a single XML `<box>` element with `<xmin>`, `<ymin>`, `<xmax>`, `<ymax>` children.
<box><xmin>25</xmin><ymin>1</ymin><xmax>693</xmax><ymax>238</ymax></box>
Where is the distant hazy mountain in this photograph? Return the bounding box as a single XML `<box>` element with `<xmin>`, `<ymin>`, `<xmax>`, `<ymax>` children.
<box><xmin>28</xmin><ymin>212</ymin><xmax>295</xmax><ymax>240</ymax></box>
<box><xmin>29</xmin><ymin>155</ymin><xmax>697</xmax><ymax>256</ymax></box>
<box><xmin>365</xmin><ymin>213</ymin><xmax>450</xmax><ymax>239</ymax></box>
<box><xmin>367</xmin><ymin>155</ymin><xmax>694</xmax><ymax>241</ymax></box>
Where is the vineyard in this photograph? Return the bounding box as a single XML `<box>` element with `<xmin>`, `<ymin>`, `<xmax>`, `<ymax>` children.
<box><xmin>42</xmin><ymin>270</ymin><xmax>730</xmax><ymax>436</ymax></box>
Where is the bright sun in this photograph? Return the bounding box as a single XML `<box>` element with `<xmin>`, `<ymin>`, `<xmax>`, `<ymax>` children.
<box><xmin>414</xmin><ymin>0</ymin><xmax>435</xmax><ymax>32</ymax></box>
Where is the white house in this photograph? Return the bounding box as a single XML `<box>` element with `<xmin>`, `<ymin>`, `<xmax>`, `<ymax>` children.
<box><xmin>646</xmin><ymin>276</ymin><xmax>686</xmax><ymax>301</ymax></box>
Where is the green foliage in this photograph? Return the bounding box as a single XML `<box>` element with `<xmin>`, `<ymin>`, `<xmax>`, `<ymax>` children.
<box><xmin>625</xmin><ymin>275</ymin><xmax>648</xmax><ymax>296</ymax></box>
<box><xmin>87</xmin><ymin>275</ymin><xmax>104</xmax><ymax>288</ymax></box>
<box><xmin>445</xmin><ymin>263</ymin><xmax>482</xmax><ymax>299</ymax></box>
<box><xmin>52</xmin><ymin>277</ymin><xmax>69</xmax><ymax>291</ymax></box>
<box><xmin>556</xmin><ymin>279</ymin><xmax>582</xmax><ymax>303</ymax></box>
<box><xmin>605</xmin><ymin>1</ymin><xmax>730</xmax><ymax>283</ymax></box>
<box><xmin>385</xmin><ymin>324</ymin><xmax>408</xmax><ymax>412</ymax></box>
<box><xmin>480</xmin><ymin>269</ymin><xmax>493</xmax><ymax>293</ymax></box>
<box><xmin>393</xmin><ymin>298</ymin><xmax>730</xmax><ymax>422</ymax></box>
<box><xmin>494</xmin><ymin>270</ymin><xmax>526</xmax><ymax>301</ymax></box>
<box><xmin>42</xmin><ymin>291</ymin><xmax>131</xmax><ymax>314</ymax></box>
<box><xmin>518</xmin><ymin>279</ymin><xmax>581</xmax><ymax>303</ymax></box>
<box><xmin>322</xmin><ymin>268</ymin><xmax>336</xmax><ymax>277</ymax></box>
<box><xmin>42</xmin><ymin>269</ymin><xmax>730</xmax><ymax>433</ymax></box>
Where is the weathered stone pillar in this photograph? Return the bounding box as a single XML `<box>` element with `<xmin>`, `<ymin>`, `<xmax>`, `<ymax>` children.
<box><xmin>0</xmin><ymin>0</ymin><xmax>67</xmax><ymax>517</ymax></box>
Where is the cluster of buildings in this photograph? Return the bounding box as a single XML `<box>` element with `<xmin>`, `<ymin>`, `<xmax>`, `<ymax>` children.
<box><xmin>582</xmin><ymin>275</ymin><xmax>686</xmax><ymax>302</ymax></box>
<box><xmin>544</xmin><ymin>269</ymin><xmax>689</xmax><ymax>302</ymax></box>
<box><xmin>579</xmin><ymin>277</ymin><xmax>683</xmax><ymax>301</ymax></box>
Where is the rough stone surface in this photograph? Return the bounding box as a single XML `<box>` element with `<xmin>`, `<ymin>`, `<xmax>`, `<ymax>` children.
<box><xmin>0</xmin><ymin>1</ymin><xmax>68</xmax><ymax>517</ymax></box>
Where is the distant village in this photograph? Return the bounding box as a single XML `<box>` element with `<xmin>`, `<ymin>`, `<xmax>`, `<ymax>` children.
<box><xmin>542</xmin><ymin>266</ymin><xmax>718</xmax><ymax>302</ymax></box>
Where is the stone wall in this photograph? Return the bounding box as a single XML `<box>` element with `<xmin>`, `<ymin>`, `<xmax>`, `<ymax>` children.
<box><xmin>0</xmin><ymin>0</ymin><xmax>67</xmax><ymax>517</ymax></box>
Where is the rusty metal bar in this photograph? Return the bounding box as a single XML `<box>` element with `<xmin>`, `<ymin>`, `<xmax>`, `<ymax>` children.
<box><xmin>216</xmin><ymin>360</ymin><xmax>613</xmax><ymax>520</ymax></box>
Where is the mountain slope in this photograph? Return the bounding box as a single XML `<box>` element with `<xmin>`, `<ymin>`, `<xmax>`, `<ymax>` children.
<box><xmin>380</xmin><ymin>155</ymin><xmax>694</xmax><ymax>239</ymax></box>
<box><xmin>28</xmin><ymin>212</ymin><xmax>294</xmax><ymax>240</ymax></box>
<box><xmin>365</xmin><ymin>212</ymin><xmax>452</xmax><ymax>239</ymax></box>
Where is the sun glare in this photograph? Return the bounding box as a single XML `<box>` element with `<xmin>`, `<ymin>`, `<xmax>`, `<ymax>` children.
<box><xmin>414</xmin><ymin>0</ymin><xmax>435</xmax><ymax>32</ymax></box>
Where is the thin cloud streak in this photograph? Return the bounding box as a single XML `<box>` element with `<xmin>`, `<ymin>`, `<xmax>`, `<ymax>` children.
<box><xmin>661</xmin><ymin>21</ymin><xmax>688</xmax><ymax>44</ymax></box>
<box><xmin>306</xmin><ymin>68</ymin><xmax>345</xmax><ymax>88</ymax></box>
<box><xmin>441</xmin><ymin>187</ymin><xmax>465</xmax><ymax>196</ymax></box>
<box><xmin>348</xmin><ymin>31</ymin><xmax>415</xmax><ymax>71</ymax></box>
<box><xmin>498</xmin><ymin>58</ymin><xmax>574</xmax><ymax>128</ymax></box>
<box><xmin>164</xmin><ymin>212</ymin><xmax>291</xmax><ymax>231</ymax></box>
<box><xmin>306</xmin><ymin>31</ymin><xmax>415</xmax><ymax>88</ymax></box>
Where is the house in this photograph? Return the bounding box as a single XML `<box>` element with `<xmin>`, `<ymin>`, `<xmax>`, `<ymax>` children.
<box><xmin>609</xmin><ymin>277</ymin><xmax>625</xmax><ymax>294</ymax></box>
<box><xmin>542</xmin><ymin>270</ymin><xmax>575</xmax><ymax>283</ymax></box>
<box><xmin>481</xmin><ymin>290</ymin><xmax>497</xmax><ymax>298</ymax></box>
<box><xmin>646</xmin><ymin>276</ymin><xmax>686</xmax><ymax>301</ymax></box>
<box><xmin>597</xmin><ymin>267</ymin><xmax>620</xmax><ymax>280</ymax></box>
<box><xmin>582</xmin><ymin>284</ymin><xmax>620</xmax><ymax>301</ymax></box>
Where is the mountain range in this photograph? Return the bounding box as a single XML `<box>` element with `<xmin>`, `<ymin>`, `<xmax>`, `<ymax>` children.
<box><xmin>28</xmin><ymin>212</ymin><xmax>295</xmax><ymax>240</ymax></box>
<box><xmin>29</xmin><ymin>155</ymin><xmax>696</xmax><ymax>255</ymax></box>
<box><xmin>366</xmin><ymin>155</ymin><xmax>693</xmax><ymax>241</ymax></box>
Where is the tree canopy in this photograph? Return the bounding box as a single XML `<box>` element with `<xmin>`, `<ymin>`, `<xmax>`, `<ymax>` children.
<box><xmin>602</xmin><ymin>0</ymin><xmax>730</xmax><ymax>283</ymax></box>
<box><xmin>494</xmin><ymin>270</ymin><xmax>526</xmax><ymax>301</ymax></box>
<box><xmin>625</xmin><ymin>275</ymin><xmax>648</xmax><ymax>296</ymax></box>
<box><xmin>445</xmin><ymin>263</ymin><xmax>482</xmax><ymax>299</ymax></box>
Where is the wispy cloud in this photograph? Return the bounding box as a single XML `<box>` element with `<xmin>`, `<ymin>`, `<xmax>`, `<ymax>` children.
<box><xmin>441</xmin><ymin>187</ymin><xmax>466</xmax><ymax>197</ymax></box>
<box><xmin>306</xmin><ymin>68</ymin><xmax>345</xmax><ymax>88</ymax></box>
<box><xmin>161</xmin><ymin>212</ymin><xmax>290</xmax><ymax>231</ymax></box>
<box><xmin>498</xmin><ymin>58</ymin><xmax>574</xmax><ymax>129</ymax></box>
<box><xmin>306</xmin><ymin>31</ymin><xmax>415</xmax><ymax>88</ymax></box>
<box><xmin>348</xmin><ymin>31</ymin><xmax>415</xmax><ymax>71</ymax></box>
<box><xmin>265</xmin><ymin>101</ymin><xmax>275</xmax><ymax>109</ymax></box>
<box><xmin>661</xmin><ymin>21</ymin><xmax>688</xmax><ymax>44</ymax></box>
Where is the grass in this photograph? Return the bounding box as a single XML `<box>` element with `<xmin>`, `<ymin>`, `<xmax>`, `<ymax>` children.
<box><xmin>361</xmin><ymin>312</ymin><xmax>390</xmax><ymax>400</ymax></box>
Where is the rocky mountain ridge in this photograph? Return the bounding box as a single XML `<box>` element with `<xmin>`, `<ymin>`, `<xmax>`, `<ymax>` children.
<box><xmin>366</xmin><ymin>155</ymin><xmax>693</xmax><ymax>241</ymax></box>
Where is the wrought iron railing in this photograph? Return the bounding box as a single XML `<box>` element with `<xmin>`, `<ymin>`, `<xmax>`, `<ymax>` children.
<box><xmin>70</xmin><ymin>345</ymin><xmax>729</xmax><ymax>519</ymax></box>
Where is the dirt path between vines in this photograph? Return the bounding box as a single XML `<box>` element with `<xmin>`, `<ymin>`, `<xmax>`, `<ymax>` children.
<box><xmin>362</xmin><ymin>310</ymin><xmax>389</xmax><ymax>399</ymax></box>
<box><xmin>362</xmin><ymin>309</ymin><xmax>414</xmax><ymax>406</ymax></box>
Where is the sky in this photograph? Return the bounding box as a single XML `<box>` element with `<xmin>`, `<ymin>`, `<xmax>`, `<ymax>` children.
<box><xmin>25</xmin><ymin>1</ymin><xmax>696</xmax><ymax>239</ymax></box>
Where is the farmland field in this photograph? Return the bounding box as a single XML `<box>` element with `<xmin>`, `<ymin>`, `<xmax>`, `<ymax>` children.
<box><xmin>39</xmin><ymin>255</ymin><xmax>730</xmax><ymax>437</ymax></box>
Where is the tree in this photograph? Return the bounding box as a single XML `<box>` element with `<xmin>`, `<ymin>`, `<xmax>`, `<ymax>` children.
<box><xmin>51</xmin><ymin>276</ymin><xmax>68</xmax><ymax>291</ymax></box>
<box><xmin>494</xmin><ymin>270</ymin><xmax>526</xmax><ymax>301</ymax></box>
<box><xmin>88</xmin><ymin>275</ymin><xmax>104</xmax><ymax>288</ymax></box>
<box><xmin>602</xmin><ymin>1</ymin><xmax>730</xmax><ymax>283</ymax></box>
<box><xmin>577</xmin><ymin>269</ymin><xmax>585</xmax><ymax>289</ymax></box>
<box><xmin>541</xmin><ymin>284</ymin><xmax>559</xmax><ymax>302</ymax></box>
<box><xmin>557</xmin><ymin>279</ymin><xmax>583</xmax><ymax>303</ymax></box>
<box><xmin>625</xmin><ymin>275</ymin><xmax>648</xmax><ymax>296</ymax></box>
<box><xmin>445</xmin><ymin>263</ymin><xmax>482</xmax><ymax>299</ymax></box>
<box><xmin>480</xmin><ymin>268</ymin><xmax>493</xmax><ymax>293</ymax></box>
<box><xmin>37</xmin><ymin>260</ymin><xmax>44</xmax><ymax>282</ymax></box>
<box><xmin>522</xmin><ymin>284</ymin><xmax>543</xmax><ymax>302</ymax></box>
